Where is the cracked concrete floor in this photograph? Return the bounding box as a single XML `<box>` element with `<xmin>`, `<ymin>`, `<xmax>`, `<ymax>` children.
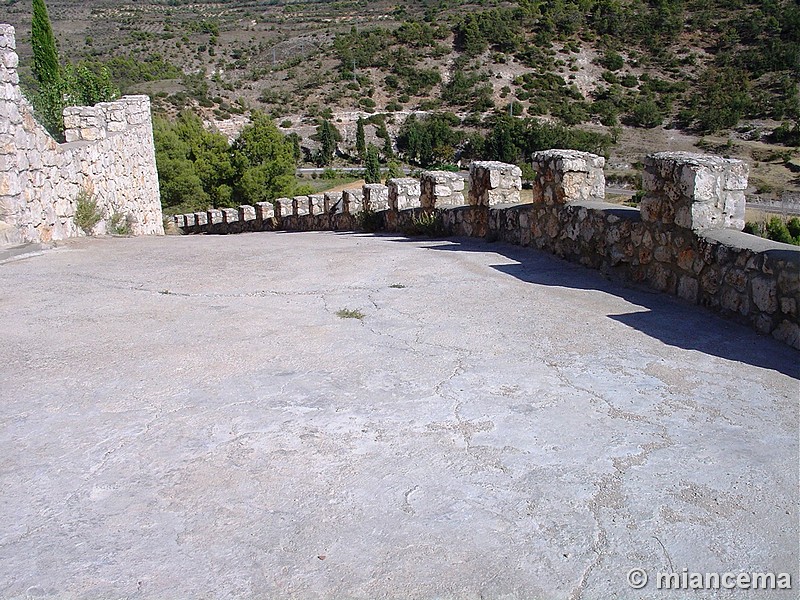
<box><xmin>0</xmin><ymin>231</ymin><xmax>797</xmax><ymax>600</ymax></box>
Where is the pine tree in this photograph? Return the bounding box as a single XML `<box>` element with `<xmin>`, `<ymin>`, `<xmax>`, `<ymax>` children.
<box><xmin>364</xmin><ymin>145</ymin><xmax>381</xmax><ymax>184</ymax></box>
<box><xmin>32</xmin><ymin>0</ymin><xmax>60</xmax><ymax>87</ymax></box>
<box><xmin>355</xmin><ymin>118</ymin><xmax>366</xmax><ymax>162</ymax></box>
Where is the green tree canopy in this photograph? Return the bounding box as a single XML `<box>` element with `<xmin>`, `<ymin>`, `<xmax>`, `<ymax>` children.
<box><xmin>153</xmin><ymin>116</ymin><xmax>211</xmax><ymax>213</ymax></box>
<box><xmin>397</xmin><ymin>112</ymin><xmax>463</xmax><ymax>167</ymax></box>
<box><xmin>233</xmin><ymin>111</ymin><xmax>297</xmax><ymax>203</ymax></box>
<box><xmin>314</xmin><ymin>119</ymin><xmax>341</xmax><ymax>167</ymax></box>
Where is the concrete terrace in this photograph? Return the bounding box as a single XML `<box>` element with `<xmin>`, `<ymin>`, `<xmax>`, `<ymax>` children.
<box><xmin>0</xmin><ymin>231</ymin><xmax>797</xmax><ymax>599</ymax></box>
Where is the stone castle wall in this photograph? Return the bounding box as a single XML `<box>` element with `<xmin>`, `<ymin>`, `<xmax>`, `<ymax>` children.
<box><xmin>173</xmin><ymin>154</ymin><xmax>799</xmax><ymax>349</ymax></box>
<box><xmin>0</xmin><ymin>25</ymin><xmax>163</xmax><ymax>245</ymax></box>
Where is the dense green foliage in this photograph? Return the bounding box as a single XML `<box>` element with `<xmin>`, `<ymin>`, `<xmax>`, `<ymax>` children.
<box><xmin>31</xmin><ymin>61</ymin><xmax>120</xmax><ymax>138</ymax></box>
<box><xmin>234</xmin><ymin>112</ymin><xmax>298</xmax><ymax>204</ymax></box>
<box><xmin>397</xmin><ymin>112</ymin><xmax>464</xmax><ymax>167</ymax></box>
<box><xmin>154</xmin><ymin>111</ymin><xmax>301</xmax><ymax>214</ymax></box>
<box><xmin>31</xmin><ymin>0</ymin><xmax>59</xmax><ymax>86</ymax></box>
<box><xmin>398</xmin><ymin>112</ymin><xmax>613</xmax><ymax>168</ymax></box>
<box><xmin>313</xmin><ymin>119</ymin><xmax>342</xmax><ymax>166</ymax></box>
<box><xmin>28</xmin><ymin>0</ymin><xmax>120</xmax><ymax>138</ymax></box>
<box><xmin>745</xmin><ymin>217</ymin><xmax>800</xmax><ymax>246</ymax></box>
<box><xmin>364</xmin><ymin>145</ymin><xmax>382</xmax><ymax>183</ymax></box>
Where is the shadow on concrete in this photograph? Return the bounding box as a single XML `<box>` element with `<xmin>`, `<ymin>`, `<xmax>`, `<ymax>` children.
<box><xmin>399</xmin><ymin>236</ymin><xmax>799</xmax><ymax>378</ymax></box>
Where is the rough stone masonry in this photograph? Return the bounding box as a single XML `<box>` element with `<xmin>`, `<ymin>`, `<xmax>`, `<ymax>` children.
<box><xmin>0</xmin><ymin>24</ymin><xmax>163</xmax><ymax>245</ymax></box>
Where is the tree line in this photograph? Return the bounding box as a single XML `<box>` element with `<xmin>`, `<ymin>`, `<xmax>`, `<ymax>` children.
<box><xmin>155</xmin><ymin>111</ymin><xmax>305</xmax><ymax>214</ymax></box>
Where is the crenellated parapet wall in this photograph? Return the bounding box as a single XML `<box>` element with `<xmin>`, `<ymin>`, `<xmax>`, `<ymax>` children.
<box><xmin>487</xmin><ymin>151</ymin><xmax>798</xmax><ymax>347</ymax></box>
<box><xmin>63</xmin><ymin>96</ymin><xmax>153</xmax><ymax>143</ymax></box>
<box><xmin>173</xmin><ymin>154</ymin><xmax>799</xmax><ymax>349</ymax></box>
<box><xmin>0</xmin><ymin>24</ymin><xmax>163</xmax><ymax>245</ymax></box>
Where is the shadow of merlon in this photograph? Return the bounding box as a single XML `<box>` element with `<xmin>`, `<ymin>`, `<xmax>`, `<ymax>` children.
<box><xmin>416</xmin><ymin>236</ymin><xmax>799</xmax><ymax>378</ymax></box>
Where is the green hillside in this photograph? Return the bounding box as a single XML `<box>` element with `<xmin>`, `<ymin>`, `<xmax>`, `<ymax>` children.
<box><xmin>3</xmin><ymin>0</ymin><xmax>798</xmax><ymax>203</ymax></box>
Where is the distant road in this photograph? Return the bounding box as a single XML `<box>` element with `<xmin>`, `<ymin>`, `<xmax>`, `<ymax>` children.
<box><xmin>297</xmin><ymin>167</ymin><xmax>412</xmax><ymax>175</ymax></box>
<box><xmin>605</xmin><ymin>187</ymin><xmax>636</xmax><ymax>197</ymax></box>
<box><xmin>747</xmin><ymin>201</ymin><xmax>800</xmax><ymax>216</ymax></box>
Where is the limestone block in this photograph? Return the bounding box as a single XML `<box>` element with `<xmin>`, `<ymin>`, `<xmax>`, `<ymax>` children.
<box><xmin>193</xmin><ymin>212</ymin><xmax>208</xmax><ymax>226</ymax></box>
<box><xmin>275</xmin><ymin>197</ymin><xmax>293</xmax><ymax>218</ymax></box>
<box><xmin>642</xmin><ymin>152</ymin><xmax>749</xmax><ymax>232</ymax></box>
<box><xmin>121</xmin><ymin>96</ymin><xmax>151</xmax><ymax>126</ymax></box>
<box><xmin>0</xmin><ymin>25</ymin><xmax>15</xmax><ymax>50</ymax></box>
<box><xmin>221</xmin><ymin>208</ymin><xmax>239</xmax><ymax>224</ymax></box>
<box><xmin>387</xmin><ymin>178</ymin><xmax>421</xmax><ymax>211</ymax></box>
<box><xmin>531</xmin><ymin>150</ymin><xmax>605</xmax><ymax>205</ymax></box>
<box><xmin>239</xmin><ymin>205</ymin><xmax>256</xmax><ymax>222</ymax></box>
<box><xmin>751</xmin><ymin>277</ymin><xmax>778</xmax><ymax>314</ymax></box>
<box><xmin>256</xmin><ymin>202</ymin><xmax>275</xmax><ymax>220</ymax></box>
<box><xmin>420</xmin><ymin>171</ymin><xmax>466</xmax><ymax>208</ymax></box>
<box><xmin>293</xmin><ymin>196</ymin><xmax>309</xmax><ymax>216</ymax></box>
<box><xmin>0</xmin><ymin>171</ymin><xmax>20</xmax><ymax>195</ymax></box>
<box><xmin>308</xmin><ymin>194</ymin><xmax>325</xmax><ymax>215</ymax></box>
<box><xmin>184</xmin><ymin>213</ymin><xmax>196</xmax><ymax>227</ymax></box>
<box><xmin>174</xmin><ymin>215</ymin><xmax>186</xmax><ymax>228</ymax></box>
<box><xmin>363</xmin><ymin>184</ymin><xmax>389</xmax><ymax>211</ymax></box>
<box><xmin>343</xmin><ymin>189</ymin><xmax>363</xmax><ymax>214</ymax></box>
<box><xmin>324</xmin><ymin>191</ymin><xmax>344</xmax><ymax>214</ymax></box>
<box><xmin>63</xmin><ymin>106</ymin><xmax>108</xmax><ymax>142</ymax></box>
<box><xmin>0</xmin><ymin>152</ymin><xmax>16</xmax><ymax>171</ymax></box>
<box><xmin>469</xmin><ymin>161</ymin><xmax>522</xmax><ymax>206</ymax></box>
<box><xmin>1</xmin><ymin>49</ymin><xmax>17</xmax><ymax>71</ymax></box>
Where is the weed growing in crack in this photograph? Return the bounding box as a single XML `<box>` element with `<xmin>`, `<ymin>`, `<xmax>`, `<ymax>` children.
<box><xmin>336</xmin><ymin>308</ymin><xmax>365</xmax><ymax>320</ymax></box>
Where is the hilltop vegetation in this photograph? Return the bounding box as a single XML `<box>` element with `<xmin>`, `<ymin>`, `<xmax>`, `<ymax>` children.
<box><xmin>6</xmin><ymin>1</ymin><xmax>797</xmax><ymax>127</ymax></box>
<box><xmin>3</xmin><ymin>0</ymin><xmax>798</xmax><ymax>203</ymax></box>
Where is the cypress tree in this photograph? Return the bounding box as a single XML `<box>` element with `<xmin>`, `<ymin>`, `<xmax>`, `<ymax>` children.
<box><xmin>316</xmin><ymin>119</ymin><xmax>340</xmax><ymax>166</ymax></box>
<box><xmin>32</xmin><ymin>0</ymin><xmax>60</xmax><ymax>86</ymax></box>
<box><xmin>377</xmin><ymin>120</ymin><xmax>393</xmax><ymax>159</ymax></box>
<box><xmin>355</xmin><ymin>118</ymin><xmax>366</xmax><ymax>162</ymax></box>
<box><xmin>364</xmin><ymin>145</ymin><xmax>381</xmax><ymax>184</ymax></box>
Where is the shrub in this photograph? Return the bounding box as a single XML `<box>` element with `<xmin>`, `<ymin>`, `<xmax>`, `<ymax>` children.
<box><xmin>74</xmin><ymin>187</ymin><xmax>102</xmax><ymax>234</ymax></box>
<box><xmin>600</xmin><ymin>51</ymin><xmax>624</xmax><ymax>71</ymax></box>
<box><xmin>746</xmin><ymin>217</ymin><xmax>800</xmax><ymax>246</ymax></box>
<box><xmin>404</xmin><ymin>209</ymin><xmax>445</xmax><ymax>237</ymax></box>
<box><xmin>108</xmin><ymin>212</ymin><xmax>132</xmax><ymax>235</ymax></box>
<box><xmin>629</xmin><ymin>97</ymin><xmax>663</xmax><ymax>128</ymax></box>
<box><xmin>358</xmin><ymin>209</ymin><xmax>384</xmax><ymax>232</ymax></box>
<box><xmin>765</xmin><ymin>217</ymin><xmax>798</xmax><ymax>245</ymax></box>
